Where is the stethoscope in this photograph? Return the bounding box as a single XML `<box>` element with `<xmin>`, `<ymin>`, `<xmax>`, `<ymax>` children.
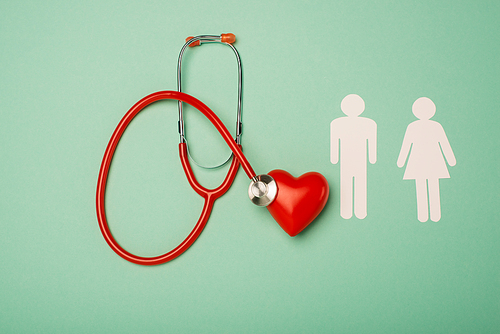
<box><xmin>96</xmin><ymin>34</ymin><xmax>329</xmax><ymax>265</ymax></box>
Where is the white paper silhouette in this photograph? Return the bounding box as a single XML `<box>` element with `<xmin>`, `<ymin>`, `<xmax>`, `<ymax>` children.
<box><xmin>397</xmin><ymin>97</ymin><xmax>456</xmax><ymax>222</ymax></box>
<box><xmin>331</xmin><ymin>94</ymin><xmax>377</xmax><ymax>219</ymax></box>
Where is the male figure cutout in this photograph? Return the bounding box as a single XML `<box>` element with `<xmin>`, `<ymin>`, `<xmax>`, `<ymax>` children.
<box><xmin>331</xmin><ymin>94</ymin><xmax>377</xmax><ymax>219</ymax></box>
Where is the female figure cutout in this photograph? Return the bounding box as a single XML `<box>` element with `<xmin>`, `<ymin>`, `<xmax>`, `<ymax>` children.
<box><xmin>397</xmin><ymin>97</ymin><xmax>456</xmax><ymax>222</ymax></box>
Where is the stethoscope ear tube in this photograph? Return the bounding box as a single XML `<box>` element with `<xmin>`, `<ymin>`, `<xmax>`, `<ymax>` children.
<box><xmin>177</xmin><ymin>34</ymin><xmax>243</xmax><ymax>147</ymax></box>
<box><xmin>97</xmin><ymin>91</ymin><xmax>256</xmax><ymax>265</ymax></box>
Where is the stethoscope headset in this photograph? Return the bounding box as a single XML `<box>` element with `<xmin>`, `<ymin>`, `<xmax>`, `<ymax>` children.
<box><xmin>96</xmin><ymin>34</ymin><xmax>329</xmax><ymax>265</ymax></box>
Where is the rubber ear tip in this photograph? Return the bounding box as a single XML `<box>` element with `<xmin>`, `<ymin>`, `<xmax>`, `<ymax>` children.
<box><xmin>185</xmin><ymin>36</ymin><xmax>200</xmax><ymax>47</ymax></box>
<box><xmin>221</xmin><ymin>33</ymin><xmax>236</xmax><ymax>44</ymax></box>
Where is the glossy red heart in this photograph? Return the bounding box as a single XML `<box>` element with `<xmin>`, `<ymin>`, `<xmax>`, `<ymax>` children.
<box><xmin>267</xmin><ymin>170</ymin><xmax>329</xmax><ymax>237</ymax></box>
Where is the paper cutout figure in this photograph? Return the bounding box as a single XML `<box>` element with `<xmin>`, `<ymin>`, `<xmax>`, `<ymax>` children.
<box><xmin>331</xmin><ymin>94</ymin><xmax>377</xmax><ymax>219</ymax></box>
<box><xmin>397</xmin><ymin>97</ymin><xmax>456</xmax><ymax>222</ymax></box>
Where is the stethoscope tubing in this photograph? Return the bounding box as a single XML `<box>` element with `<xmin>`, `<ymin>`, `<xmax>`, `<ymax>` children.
<box><xmin>97</xmin><ymin>90</ymin><xmax>255</xmax><ymax>265</ymax></box>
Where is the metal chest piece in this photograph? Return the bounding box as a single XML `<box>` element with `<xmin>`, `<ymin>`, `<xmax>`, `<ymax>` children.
<box><xmin>248</xmin><ymin>174</ymin><xmax>277</xmax><ymax>206</ymax></box>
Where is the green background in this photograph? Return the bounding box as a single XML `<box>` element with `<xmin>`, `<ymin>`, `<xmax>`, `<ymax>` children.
<box><xmin>1</xmin><ymin>0</ymin><xmax>498</xmax><ymax>333</ymax></box>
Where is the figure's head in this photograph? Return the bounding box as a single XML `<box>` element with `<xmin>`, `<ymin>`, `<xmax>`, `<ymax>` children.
<box><xmin>412</xmin><ymin>97</ymin><xmax>436</xmax><ymax>120</ymax></box>
<box><xmin>341</xmin><ymin>94</ymin><xmax>365</xmax><ymax>117</ymax></box>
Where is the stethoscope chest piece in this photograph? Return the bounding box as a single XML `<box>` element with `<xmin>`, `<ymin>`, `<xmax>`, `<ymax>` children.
<box><xmin>248</xmin><ymin>174</ymin><xmax>277</xmax><ymax>206</ymax></box>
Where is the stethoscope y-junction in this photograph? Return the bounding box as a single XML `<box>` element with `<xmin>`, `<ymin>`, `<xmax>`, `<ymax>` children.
<box><xmin>96</xmin><ymin>33</ymin><xmax>329</xmax><ymax>265</ymax></box>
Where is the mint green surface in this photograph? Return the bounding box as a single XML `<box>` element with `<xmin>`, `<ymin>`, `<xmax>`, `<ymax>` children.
<box><xmin>1</xmin><ymin>1</ymin><xmax>499</xmax><ymax>333</ymax></box>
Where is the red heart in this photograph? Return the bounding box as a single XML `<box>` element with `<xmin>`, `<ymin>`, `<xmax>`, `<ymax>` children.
<box><xmin>267</xmin><ymin>170</ymin><xmax>329</xmax><ymax>237</ymax></box>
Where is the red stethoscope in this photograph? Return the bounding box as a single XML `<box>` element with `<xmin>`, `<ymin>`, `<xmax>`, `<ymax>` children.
<box><xmin>96</xmin><ymin>34</ymin><xmax>329</xmax><ymax>265</ymax></box>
